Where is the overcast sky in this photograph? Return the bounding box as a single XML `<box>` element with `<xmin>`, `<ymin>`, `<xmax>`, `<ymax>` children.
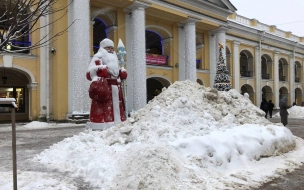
<box><xmin>229</xmin><ymin>0</ymin><xmax>304</xmax><ymax>37</ymax></box>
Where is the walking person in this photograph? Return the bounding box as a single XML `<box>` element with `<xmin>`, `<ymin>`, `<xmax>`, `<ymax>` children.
<box><xmin>279</xmin><ymin>96</ymin><xmax>289</xmax><ymax>126</ymax></box>
<box><xmin>260</xmin><ymin>98</ymin><xmax>269</xmax><ymax>118</ymax></box>
<box><xmin>268</xmin><ymin>100</ymin><xmax>274</xmax><ymax>118</ymax></box>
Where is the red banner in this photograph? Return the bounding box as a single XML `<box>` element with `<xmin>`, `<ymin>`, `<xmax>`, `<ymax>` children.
<box><xmin>146</xmin><ymin>54</ymin><xmax>167</xmax><ymax>65</ymax></box>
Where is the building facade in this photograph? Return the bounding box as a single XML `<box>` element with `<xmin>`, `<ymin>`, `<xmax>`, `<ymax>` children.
<box><xmin>0</xmin><ymin>0</ymin><xmax>304</xmax><ymax>122</ymax></box>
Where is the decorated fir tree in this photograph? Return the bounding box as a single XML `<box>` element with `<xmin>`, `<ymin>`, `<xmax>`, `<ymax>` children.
<box><xmin>213</xmin><ymin>43</ymin><xmax>232</xmax><ymax>91</ymax></box>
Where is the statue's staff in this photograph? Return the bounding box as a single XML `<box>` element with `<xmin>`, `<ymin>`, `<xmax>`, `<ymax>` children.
<box><xmin>117</xmin><ymin>39</ymin><xmax>128</xmax><ymax>118</ymax></box>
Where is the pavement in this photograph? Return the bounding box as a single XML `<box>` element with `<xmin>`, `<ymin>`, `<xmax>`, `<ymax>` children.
<box><xmin>255</xmin><ymin>116</ymin><xmax>304</xmax><ymax>190</ymax></box>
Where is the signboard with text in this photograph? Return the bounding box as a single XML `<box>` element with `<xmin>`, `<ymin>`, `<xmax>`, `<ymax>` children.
<box><xmin>146</xmin><ymin>54</ymin><xmax>168</xmax><ymax>65</ymax></box>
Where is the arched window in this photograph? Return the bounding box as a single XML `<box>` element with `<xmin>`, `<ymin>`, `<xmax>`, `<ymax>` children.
<box><xmin>278</xmin><ymin>58</ymin><xmax>290</xmax><ymax>81</ymax></box>
<box><xmin>295</xmin><ymin>61</ymin><xmax>301</xmax><ymax>82</ymax></box>
<box><xmin>261</xmin><ymin>56</ymin><xmax>269</xmax><ymax>79</ymax></box>
<box><xmin>240</xmin><ymin>50</ymin><xmax>254</xmax><ymax>77</ymax></box>
<box><xmin>146</xmin><ymin>30</ymin><xmax>162</xmax><ymax>55</ymax></box>
<box><xmin>93</xmin><ymin>18</ymin><xmax>107</xmax><ymax>54</ymax></box>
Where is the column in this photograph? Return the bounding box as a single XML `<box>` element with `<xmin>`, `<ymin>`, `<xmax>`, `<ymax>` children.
<box><xmin>178</xmin><ymin>26</ymin><xmax>185</xmax><ymax>81</ymax></box>
<box><xmin>255</xmin><ymin>46</ymin><xmax>261</xmax><ymax>105</ymax></box>
<box><xmin>233</xmin><ymin>41</ymin><xmax>241</xmax><ymax>91</ymax></box>
<box><xmin>274</xmin><ymin>51</ymin><xmax>279</xmax><ymax>108</ymax></box>
<box><xmin>39</xmin><ymin>15</ymin><xmax>47</xmax><ymax>118</ymax></box>
<box><xmin>289</xmin><ymin>54</ymin><xmax>295</xmax><ymax>104</ymax></box>
<box><xmin>27</xmin><ymin>83</ymin><xmax>38</xmax><ymax>120</ymax></box>
<box><xmin>125</xmin><ymin>11</ymin><xmax>133</xmax><ymax>115</ymax></box>
<box><xmin>210</xmin><ymin>27</ymin><xmax>227</xmax><ymax>87</ymax></box>
<box><xmin>215</xmin><ymin>30</ymin><xmax>226</xmax><ymax>63</ymax></box>
<box><xmin>184</xmin><ymin>21</ymin><xmax>196</xmax><ymax>82</ymax></box>
<box><xmin>209</xmin><ymin>31</ymin><xmax>216</xmax><ymax>86</ymax></box>
<box><xmin>90</xmin><ymin>21</ymin><xmax>95</xmax><ymax>56</ymax></box>
<box><xmin>127</xmin><ymin>2</ymin><xmax>149</xmax><ymax>111</ymax></box>
<box><xmin>68</xmin><ymin>0</ymin><xmax>90</xmax><ymax>114</ymax></box>
<box><xmin>226</xmin><ymin>53</ymin><xmax>233</xmax><ymax>76</ymax></box>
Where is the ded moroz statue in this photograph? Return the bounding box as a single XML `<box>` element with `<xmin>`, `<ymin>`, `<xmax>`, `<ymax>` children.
<box><xmin>86</xmin><ymin>38</ymin><xmax>127</xmax><ymax>130</ymax></box>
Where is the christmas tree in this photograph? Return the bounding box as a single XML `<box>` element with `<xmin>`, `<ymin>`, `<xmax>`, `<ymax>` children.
<box><xmin>213</xmin><ymin>43</ymin><xmax>232</xmax><ymax>91</ymax></box>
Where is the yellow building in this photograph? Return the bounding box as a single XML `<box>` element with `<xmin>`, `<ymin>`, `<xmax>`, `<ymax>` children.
<box><xmin>0</xmin><ymin>0</ymin><xmax>303</xmax><ymax>122</ymax></box>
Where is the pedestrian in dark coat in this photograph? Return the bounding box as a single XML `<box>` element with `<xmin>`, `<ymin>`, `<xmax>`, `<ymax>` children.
<box><xmin>260</xmin><ymin>98</ymin><xmax>269</xmax><ymax>118</ymax></box>
<box><xmin>268</xmin><ymin>100</ymin><xmax>274</xmax><ymax>118</ymax></box>
<box><xmin>279</xmin><ymin>96</ymin><xmax>289</xmax><ymax>126</ymax></box>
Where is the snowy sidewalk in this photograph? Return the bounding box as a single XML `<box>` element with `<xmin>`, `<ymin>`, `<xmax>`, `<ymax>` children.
<box><xmin>0</xmin><ymin>121</ymin><xmax>85</xmax><ymax>132</ymax></box>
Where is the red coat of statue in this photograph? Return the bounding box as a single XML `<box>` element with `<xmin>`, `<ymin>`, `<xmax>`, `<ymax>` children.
<box><xmin>86</xmin><ymin>39</ymin><xmax>127</xmax><ymax>130</ymax></box>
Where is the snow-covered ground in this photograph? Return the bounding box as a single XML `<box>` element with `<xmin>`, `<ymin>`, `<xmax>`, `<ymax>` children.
<box><xmin>1</xmin><ymin>81</ymin><xmax>304</xmax><ymax>189</ymax></box>
<box><xmin>0</xmin><ymin>121</ymin><xmax>83</xmax><ymax>133</ymax></box>
<box><xmin>273</xmin><ymin>106</ymin><xmax>304</xmax><ymax>118</ymax></box>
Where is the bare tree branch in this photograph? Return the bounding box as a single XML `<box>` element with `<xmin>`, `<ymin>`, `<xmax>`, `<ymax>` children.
<box><xmin>0</xmin><ymin>0</ymin><xmax>74</xmax><ymax>54</ymax></box>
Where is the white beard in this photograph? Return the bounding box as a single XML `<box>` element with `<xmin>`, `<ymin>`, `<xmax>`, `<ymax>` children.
<box><xmin>99</xmin><ymin>47</ymin><xmax>120</xmax><ymax>77</ymax></box>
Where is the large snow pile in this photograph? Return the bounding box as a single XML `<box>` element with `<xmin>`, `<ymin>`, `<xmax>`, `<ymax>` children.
<box><xmin>34</xmin><ymin>81</ymin><xmax>304</xmax><ymax>190</ymax></box>
<box><xmin>274</xmin><ymin>106</ymin><xmax>304</xmax><ymax>118</ymax></box>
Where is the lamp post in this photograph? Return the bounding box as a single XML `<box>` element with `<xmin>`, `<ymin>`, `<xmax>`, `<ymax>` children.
<box><xmin>2</xmin><ymin>67</ymin><xmax>7</xmax><ymax>84</ymax></box>
<box><xmin>0</xmin><ymin>98</ymin><xmax>17</xmax><ymax>190</ymax></box>
<box><xmin>117</xmin><ymin>39</ymin><xmax>128</xmax><ymax>118</ymax></box>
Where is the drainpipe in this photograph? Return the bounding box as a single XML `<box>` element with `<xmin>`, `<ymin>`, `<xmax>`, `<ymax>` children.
<box><xmin>46</xmin><ymin>8</ymin><xmax>50</xmax><ymax>122</ymax></box>
<box><xmin>292</xmin><ymin>42</ymin><xmax>298</xmax><ymax>104</ymax></box>
<box><xmin>258</xmin><ymin>30</ymin><xmax>265</xmax><ymax>104</ymax></box>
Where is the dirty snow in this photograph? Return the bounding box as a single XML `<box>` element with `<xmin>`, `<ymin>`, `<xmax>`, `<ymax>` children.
<box><xmin>2</xmin><ymin>81</ymin><xmax>304</xmax><ymax>189</ymax></box>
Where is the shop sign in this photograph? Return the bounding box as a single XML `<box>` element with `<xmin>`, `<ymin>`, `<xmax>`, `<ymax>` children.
<box><xmin>146</xmin><ymin>54</ymin><xmax>167</xmax><ymax>65</ymax></box>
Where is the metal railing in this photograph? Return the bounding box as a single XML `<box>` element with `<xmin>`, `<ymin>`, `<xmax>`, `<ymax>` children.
<box><xmin>279</xmin><ymin>76</ymin><xmax>285</xmax><ymax>81</ymax></box>
<box><xmin>261</xmin><ymin>74</ymin><xmax>270</xmax><ymax>79</ymax></box>
<box><xmin>241</xmin><ymin>71</ymin><xmax>253</xmax><ymax>77</ymax></box>
<box><xmin>295</xmin><ymin>77</ymin><xmax>300</xmax><ymax>82</ymax></box>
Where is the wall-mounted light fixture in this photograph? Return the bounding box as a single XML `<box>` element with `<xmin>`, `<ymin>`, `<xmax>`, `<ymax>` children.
<box><xmin>51</xmin><ymin>47</ymin><xmax>56</xmax><ymax>55</ymax></box>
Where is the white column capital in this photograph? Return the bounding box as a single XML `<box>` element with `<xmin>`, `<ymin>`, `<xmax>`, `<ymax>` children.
<box><xmin>125</xmin><ymin>1</ymin><xmax>150</xmax><ymax>12</ymax></box>
<box><xmin>106</xmin><ymin>26</ymin><xmax>118</xmax><ymax>36</ymax></box>
<box><xmin>27</xmin><ymin>82</ymin><xmax>38</xmax><ymax>90</ymax></box>
<box><xmin>162</xmin><ymin>37</ymin><xmax>173</xmax><ymax>44</ymax></box>
<box><xmin>233</xmin><ymin>41</ymin><xmax>241</xmax><ymax>46</ymax></box>
<box><xmin>180</xmin><ymin>17</ymin><xmax>200</xmax><ymax>25</ymax></box>
<box><xmin>196</xmin><ymin>44</ymin><xmax>204</xmax><ymax>50</ymax></box>
<box><xmin>211</xmin><ymin>25</ymin><xmax>230</xmax><ymax>33</ymax></box>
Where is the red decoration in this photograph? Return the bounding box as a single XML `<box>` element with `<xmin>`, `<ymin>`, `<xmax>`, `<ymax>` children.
<box><xmin>119</xmin><ymin>70</ymin><xmax>127</xmax><ymax>79</ymax></box>
<box><xmin>88</xmin><ymin>78</ymin><xmax>110</xmax><ymax>102</ymax></box>
<box><xmin>146</xmin><ymin>53</ymin><xmax>167</xmax><ymax>65</ymax></box>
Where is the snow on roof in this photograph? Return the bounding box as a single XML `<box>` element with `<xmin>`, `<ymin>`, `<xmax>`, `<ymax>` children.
<box><xmin>228</xmin><ymin>18</ymin><xmax>304</xmax><ymax>45</ymax></box>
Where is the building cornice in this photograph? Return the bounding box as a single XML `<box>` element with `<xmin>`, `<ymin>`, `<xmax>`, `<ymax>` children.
<box><xmin>221</xmin><ymin>0</ymin><xmax>237</xmax><ymax>11</ymax></box>
<box><xmin>226</xmin><ymin>34</ymin><xmax>304</xmax><ymax>58</ymax></box>
<box><xmin>144</xmin><ymin>0</ymin><xmax>228</xmax><ymax>26</ymax></box>
<box><xmin>197</xmin><ymin>69</ymin><xmax>210</xmax><ymax>74</ymax></box>
<box><xmin>146</xmin><ymin>65</ymin><xmax>173</xmax><ymax>70</ymax></box>
<box><xmin>227</xmin><ymin>21</ymin><xmax>304</xmax><ymax>53</ymax></box>
<box><xmin>176</xmin><ymin>0</ymin><xmax>234</xmax><ymax>18</ymax></box>
<box><xmin>0</xmin><ymin>53</ymin><xmax>37</xmax><ymax>60</ymax></box>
